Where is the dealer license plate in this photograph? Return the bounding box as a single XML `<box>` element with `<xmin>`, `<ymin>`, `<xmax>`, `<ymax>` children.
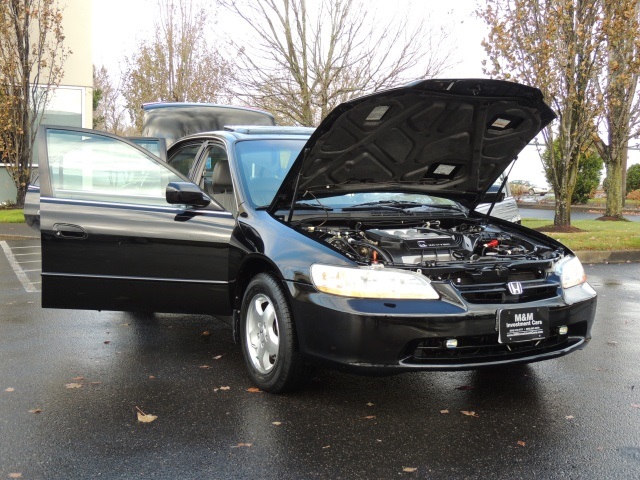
<box><xmin>497</xmin><ymin>307</ymin><xmax>549</xmax><ymax>344</ymax></box>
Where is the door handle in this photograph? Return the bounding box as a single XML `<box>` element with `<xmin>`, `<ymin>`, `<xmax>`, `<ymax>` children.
<box><xmin>53</xmin><ymin>223</ymin><xmax>88</xmax><ymax>240</ymax></box>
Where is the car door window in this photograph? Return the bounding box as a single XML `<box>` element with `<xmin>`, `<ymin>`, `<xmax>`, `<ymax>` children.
<box><xmin>45</xmin><ymin>129</ymin><xmax>182</xmax><ymax>206</ymax></box>
<box><xmin>167</xmin><ymin>143</ymin><xmax>203</xmax><ymax>176</ymax></box>
<box><xmin>199</xmin><ymin>144</ymin><xmax>229</xmax><ymax>195</ymax></box>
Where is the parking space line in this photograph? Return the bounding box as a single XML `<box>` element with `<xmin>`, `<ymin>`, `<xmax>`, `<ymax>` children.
<box><xmin>16</xmin><ymin>260</ymin><xmax>42</xmax><ymax>264</ymax></box>
<box><xmin>12</xmin><ymin>252</ymin><xmax>41</xmax><ymax>256</ymax></box>
<box><xmin>22</xmin><ymin>268</ymin><xmax>42</xmax><ymax>273</ymax></box>
<box><xmin>0</xmin><ymin>241</ymin><xmax>40</xmax><ymax>293</ymax></box>
<box><xmin>9</xmin><ymin>245</ymin><xmax>41</xmax><ymax>249</ymax></box>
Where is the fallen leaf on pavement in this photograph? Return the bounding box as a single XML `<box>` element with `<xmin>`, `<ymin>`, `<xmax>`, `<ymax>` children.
<box><xmin>28</xmin><ymin>408</ymin><xmax>42</xmax><ymax>414</ymax></box>
<box><xmin>440</xmin><ymin>409</ymin><xmax>449</xmax><ymax>414</ymax></box>
<box><xmin>103</xmin><ymin>341</ymin><xmax>110</xmax><ymax>345</ymax></box>
<box><xmin>149</xmin><ymin>376</ymin><xmax>156</xmax><ymax>380</ymax></box>
<box><xmin>4</xmin><ymin>387</ymin><xmax>15</xmax><ymax>392</ymax></box>
<box><xmin>64</xmin><ymin>383</ymin><xmax>82</xmax><ymax>389</ymax></box>
<box><xmin>517</xmin><ymin>440</ymin><xmax>526</xmax><ymax>447</ymax></box>
<box><xmin>136</xmin><ymin>406</ymin><xmax>158</xmax><ymax>423</ymax></box>
<box><xmin>201</xmin><ymin>331</ymin><xmax>211</xmax><ymax>337</ymax></box>
<box><xmin>272</xmin><ymin>421</ymin><xmax>282</xmax><ymax>426</ymax></box>
<box><xmin>72</xmin><ymin>376</ymin><xmax>84</xmax><ymax>381</ymax></box>
<box><xmin>403</xmin><ymin>467</ymin><xmax>418</xmax><ymax>473</ymax></box>
<box><xmin>322</xmin><ymin>445</ymin><xmax>330</xmax><ymax>449</ymax></box>
<box><xmin>214</xmin><ymin>355</ymin><xmax>223</xmax><ymax>360</ymax></box>
<box><xmin>456</xmin><ymin>385</ymin><xmax>474</xmax><ymax>391</ymax></box>
<box><xmin>219</xmin><ymin>386</ymin><xmax>230</xmax><ymax>391</ymax></box>
<box><xmin>199</xmin><ymin>365</ymin><xmax>211</xmax><ymax>369</ymax></box>
<box><xmin>631</xmin><ymin>404</ymin><xmax>640</xmax><ymax>409</ymax></box>
<box><xmin>461</xmin><ymin>411</ymin><xmax>479</xmax><ymax>417</ymax></box>
<box><xmin>565</xmin><ymin>415</ymin><xmax>575</xmax><ymax>420</ymax></box>
<box><xmin>247</xmin><ymin>387</ymin><xmax>261</xmax><ymax>393</ymax></box>
<box><xmin>231</xmin><ymin>443</ymin><xmax>252</xmax><ymax>448</ymax></box>
<box><xmin>8</xmin><ymin>473</ymin><xmax>22</xmax><ymax>478</ymax></box>
<box><xmin>364</xmin><ymin>415</ymin><xmax>376</xmax><ymax>420</ymax></box>
<box><xmin>366</xmin><ymin>402</ymin><xmax>375</xmax><ymax>406</ymax></box>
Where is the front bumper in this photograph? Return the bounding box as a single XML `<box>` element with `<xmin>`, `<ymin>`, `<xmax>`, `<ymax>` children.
<box><xmin>287</xmin><ymin>281</ymin><xmax>597</xmax><ymax>374</ymax></box>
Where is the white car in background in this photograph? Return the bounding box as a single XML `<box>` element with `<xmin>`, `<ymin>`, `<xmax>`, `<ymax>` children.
<box><xmin>510</xmin><ymin>180</ymin><xmax>549</xmax><ymax>196</ymax></box>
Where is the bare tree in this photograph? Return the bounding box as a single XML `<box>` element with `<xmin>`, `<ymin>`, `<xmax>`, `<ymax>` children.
<box><xmin>93</xmin><ymin>65</ymin><xmax>132</xmax><ymax>136</ymax></box>
<box><xmin>224</xmin><ymin>0</ymin><xmax>454</xmax><ymax>126</ymax></box>
<box><xmin>591</xmin><ymin>0</ymin><xmax>640</xmax><ymax>219</ymax></box>
<box><xmin>0</xmin><ymin>0</ymin><xmax>70</xmax><ymax>206</ymax></box>
<box><xmin>480</xmin><ymin>0</ymin><xmax>603</xmax><ymax>228</ymax></box>
<box><xmin>122</xmin><ymin>0</ymin><xmax>234</xmax><ymax>132</ymax></box>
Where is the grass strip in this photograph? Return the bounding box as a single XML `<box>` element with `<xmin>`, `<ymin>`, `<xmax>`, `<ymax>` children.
<box><xmin>522</xmin><ymin>218</ymin><xmax>640</xmax><ymax>251</ymax></box>
<box><xmin>0</xmin><ymin>209</ymin><xmax>24</xmax><ymax>223</ymax></box>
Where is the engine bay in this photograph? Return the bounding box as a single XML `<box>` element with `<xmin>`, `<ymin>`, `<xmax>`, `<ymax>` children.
<box><xmin>299</xmin><ymin>216</ymin><xmax>564</xmax><ymax>272</ymax></box>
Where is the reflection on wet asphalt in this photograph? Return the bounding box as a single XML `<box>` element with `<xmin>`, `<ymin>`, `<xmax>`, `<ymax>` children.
<box><xmin>0</xmin><ymin>244</ymin><xmax>639</xmax><ymax>479</ymax></box>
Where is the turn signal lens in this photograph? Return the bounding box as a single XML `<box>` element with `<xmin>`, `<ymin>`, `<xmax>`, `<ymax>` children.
<box><xmin>554</xmin><ymin>256</ymin><xmax>587</xmax><ymax>289</ymax></box>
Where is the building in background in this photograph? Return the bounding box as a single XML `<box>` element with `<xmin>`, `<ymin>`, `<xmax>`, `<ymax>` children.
<box><xmin>0</xmin><ymin>0</ymin><xmax>92</xmax><ymax>203</ymax></box>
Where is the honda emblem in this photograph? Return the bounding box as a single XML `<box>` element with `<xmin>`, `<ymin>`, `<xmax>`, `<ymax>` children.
<box><xmin>507</xmin><ymin>282</ymin><xmax>523</xmax><ymax>295</ymax></box>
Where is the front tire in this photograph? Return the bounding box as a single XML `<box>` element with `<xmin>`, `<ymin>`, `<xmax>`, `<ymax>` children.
<box><xmin>240</xmin><ymin>273</ymin><xmax>312</xmax><ymax>393</ymax></box>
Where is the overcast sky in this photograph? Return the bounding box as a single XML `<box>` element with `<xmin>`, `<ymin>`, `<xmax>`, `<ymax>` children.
<box><xmin>90</xmin><ymin>0</ymin><xmax>640</xmax><ymax>186</ymax></box>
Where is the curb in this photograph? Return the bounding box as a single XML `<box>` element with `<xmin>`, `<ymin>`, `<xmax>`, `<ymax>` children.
<box><xmin>0</xmin><ymin>234</ymin><xmax>37</xmax><ymax>240</ymax></box>
<box><xmin>574</xmin><ymin>250</ymin><xmax>640</xmax><ymax>265</ymax></box>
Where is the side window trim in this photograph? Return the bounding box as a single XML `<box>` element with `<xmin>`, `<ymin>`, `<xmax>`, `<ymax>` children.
<box><xmin>166</xmin><ymin>141</ymin><xmax>208</xmax><ymax>178</ymax></box>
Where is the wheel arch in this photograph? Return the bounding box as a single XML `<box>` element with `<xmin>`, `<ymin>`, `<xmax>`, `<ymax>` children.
<box><xmin>231</xmin><ymin>255</ymin><xmax>285</xmax><ymax>343</ymax></box>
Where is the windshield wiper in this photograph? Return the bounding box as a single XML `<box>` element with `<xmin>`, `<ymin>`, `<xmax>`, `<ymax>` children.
<box><xmin>342</xmin><ymin>200</ymin><xmax>423</xmax><ymax>211</ymax></box>
<box><xmin>292</xmin><ymin>202</ymin><xmax>333</xmax><ymax>211</ymax></box>
<box><xmin>257</xmin><ymin>201</ymin><xmax>332</xmax><ymax>211</ymax></box>
<box><xmin>409</xmin><ymin>204</ymin><xmax>464</xmax><ymax>212</ymax></box>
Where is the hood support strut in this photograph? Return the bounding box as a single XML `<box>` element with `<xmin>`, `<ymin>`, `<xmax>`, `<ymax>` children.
<box><xmin>485</xmin><ymin>160</ymin><xmax>516</xmax><ymax>218</ymax></box>
<box><xmin>286</xmin><ymin>147</ymin><xmax>309</xmax><ymax>224</ymax></box>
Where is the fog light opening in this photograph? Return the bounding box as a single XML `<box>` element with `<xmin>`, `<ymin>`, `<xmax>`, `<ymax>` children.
<box><xmin>558</xmin><ymin>325</ymin><xmax>568</xmax><ymax>335</ymax></box>
<box><xmin>445</xmin><ymin>339</ymin><xmax>458</xmax><ymax>349</ymax></box>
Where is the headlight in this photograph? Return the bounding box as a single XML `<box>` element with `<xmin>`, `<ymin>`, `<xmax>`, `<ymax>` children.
<box><xmin>555</xmin><ymin>256</ymin><xmax>587</xmax><ymax>289</ymax></box>
<box><xmin>310</xmin><ymin>264</ymin><xmax>439</xmax><ymax>300</ymax></box>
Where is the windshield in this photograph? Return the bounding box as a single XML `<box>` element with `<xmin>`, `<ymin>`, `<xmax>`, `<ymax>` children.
<box><xmin>299</xmin><ymin>192</ymin><xmax>461</xmax><ymax>209</ymax></box>
<box><xmin>235</xmin><ymin>138</ymin><xmax>307</xmax><ymax>207</ymax></box>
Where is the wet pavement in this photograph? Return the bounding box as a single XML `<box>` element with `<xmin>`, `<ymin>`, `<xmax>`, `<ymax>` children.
<box><xmin>0</xmin><ymin>239</ymin><xmax>639</xmax><ymax>479</ymax></box>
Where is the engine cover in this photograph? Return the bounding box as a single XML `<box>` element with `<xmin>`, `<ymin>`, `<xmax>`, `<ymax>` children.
<box><xmin>365</xmin><ymin>228</ymin><xmax>462</xmax><ymax>264</ymax></box>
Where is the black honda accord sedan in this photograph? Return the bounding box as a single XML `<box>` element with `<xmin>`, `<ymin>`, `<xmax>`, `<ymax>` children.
<box><xmin>36</xmin><ymin>79</ymin><xmax>596</xmax><ymax>392</ymax></box>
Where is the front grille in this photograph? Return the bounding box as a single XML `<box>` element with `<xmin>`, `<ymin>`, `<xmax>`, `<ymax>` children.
<box><xmin>454</xmin><ymin>279</ymin><xmax>560</xmax><ymax>304</ymax></box>
<box><xmin>404</xmin><ymin>321</ymin><xmax>588</xmax><ymax>365</ymax></box>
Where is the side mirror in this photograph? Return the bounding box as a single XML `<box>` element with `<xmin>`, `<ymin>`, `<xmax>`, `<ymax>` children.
<box><xmin>166</xmin><ymin>182</ymin><xmax>211</xmax><ymax>208</ymax></box>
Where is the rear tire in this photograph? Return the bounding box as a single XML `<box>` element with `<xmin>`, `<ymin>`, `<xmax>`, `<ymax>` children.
<box><xmin>239</xmin><ymin>273</ymin><xmax>312</xmax><ymax>393</ymax></box>
<box><xmin>529</xmin><ymin>188</ymin><xmax>535</xmax><ymax>195</ymax></box>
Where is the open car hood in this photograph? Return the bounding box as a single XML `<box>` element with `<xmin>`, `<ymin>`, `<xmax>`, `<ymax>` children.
<box><xmin>269</xmin><ymin>79</ymin><xmax>555</xmax><ymax>213</ymax></box>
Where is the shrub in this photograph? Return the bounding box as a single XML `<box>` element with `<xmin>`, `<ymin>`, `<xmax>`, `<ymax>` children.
<box><xmin>572</xmin><ymin>150</ymin><xmax>603</xmax><ymax>204</ymax></box>
<box><xmin>509</xmin><ymin>183</ymin><xmax>528</xmax><ymax>199</ymax></box>
<box><xmin>543</xmin><ymin>141</ymin><xmax>602</xmax><ymax>204</ymax></box>
<box><xmin>627</xmin><ymin>164</ymin><xmax>640</xmax><ymax>193</ymax></box>
<box><xmin>626</xmin><ymin>188</ymin><xmax>640</xmax><ymax>208</ymax></box>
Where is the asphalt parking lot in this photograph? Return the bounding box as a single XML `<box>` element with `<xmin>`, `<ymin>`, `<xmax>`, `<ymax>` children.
<box><xmin>1</xmin><ymin>239</ymin><xmax>639</xmax><ymax>479</ymax></box>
